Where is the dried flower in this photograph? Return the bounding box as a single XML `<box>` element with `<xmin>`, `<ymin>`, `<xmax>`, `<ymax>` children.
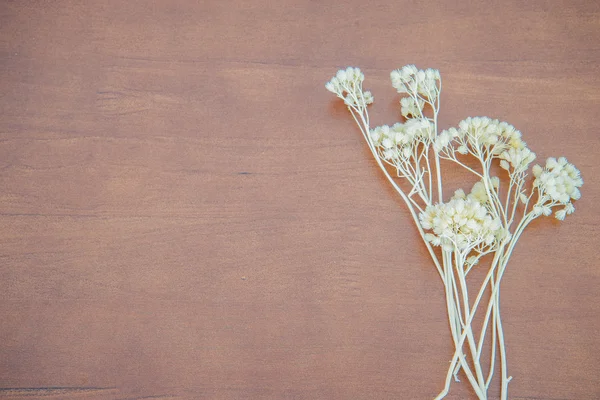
<box><xmin>533</xmin><ymin>157</ymin><xmax>583</xmax><ymax>204</ymax></box>
<box><xmin>420</xmin><ymin>198</ymin><xmax>504</xmax><ymax>252</ymax></box>
<box><xmin>325</xmin><ymin>65</ymin><xmax>583</xmax><ymax>400</ymax></box>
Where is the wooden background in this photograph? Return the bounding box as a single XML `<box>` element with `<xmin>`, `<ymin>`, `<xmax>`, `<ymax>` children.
<box><xmin>1</xmin><ymin>1</ymin><xmax>599</xmax><ymax>399</ymax></box>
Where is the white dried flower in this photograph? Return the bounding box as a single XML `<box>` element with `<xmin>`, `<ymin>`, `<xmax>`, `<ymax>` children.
<box><xmin>499</xmin><ymin>147</ymin><xmax>536</xmax><ymax>173</ymax></box>
<box><xmin>434</xmin><ymin>129</ymin><xmax>452</xmax><ymax>152</ymax></box>
<box><xmin>391</xmin><ymin>65</ymin><xmax>440</xmax><ymax>100</ymax></box>
<box><xmin>369</xmin><ymin>119</ymin><xmax>434</xmax><ymax>166</ymax></box>
<box><xmin>565</xmin><ymin>203</ymin><xmax>575</xmax><ymax>214</ymax></box>
<box><xmin>453</xmin><ymin>188</ymin><xmax>466</xmax><ymax>199</ymax></box>
<box><xmin>541</xmin><ymin>205</ymin><xmax>552</xmax><ymax>216</ymax></box>
<box><xmin>467</xmin><ymin>181</ymin><xmax>490</xmax><ymax>204</ymax></box>
<box><xmin>419</xmin><ymin>197</ymin><xmax>504</xmax><ymax>252</ymax></box>
<box><xmin>519</xmin><ymin>193</ymin><xmax>528</xmax><ymax>204</ymax></box>
<box><xmin>490</xmin><ymin>176</ymin><xmax>500</xmax><ymax>188</ymax></box>
<box><xmin>404</xmin><ymin>118</ymin><xmax>435</xmax><ymax>142</ymax></box>
<box><xmin>325</xmin><ymin>81</ymin><xmax>336</xmax><ymax>93</ymax></box>
<box><xmin>534</xmin><ymin>157</ymin><xmax>583</xmax><ymax>204</ymax></box>
<box><xmin>453</xmin><ymin>117</ymin><xmax>526</xmax><ymax>155</ymax></box>
<box><xmin>325</xmin><ymin>67</ymin><xmax>372</xmax><ymax>108</ymax></box>
<box><xmin>400</xmin><ymin>97</ymin><xmax>425</xmax><ymax>118</ymax></box>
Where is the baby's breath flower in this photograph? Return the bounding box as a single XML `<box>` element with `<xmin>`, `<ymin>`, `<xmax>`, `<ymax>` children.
<box><xmin>391</xmin><ymin>65</ymin><xmax>440</xmax><ymax>101</ymax></box>
<box><xmin>404</xmin><ymin>118</ymin><xmax>435</xmax><ymax>142</ymax></box>
<box><xmin>370</xmin><ymin>119</ymin><xmax>435</xmax><ymax>165</ymax></box>
<box><xmin>467</xmin><ymin>181</ymin><xmax>490</xmax><ymax>204</ymax></box>
<box><xmin>555</xmin><ymin>209</ymin><xmax>567</xmax><ymax>221</ymax></box>
<box><xmin>490</xmin><ymin>176</ymin><xmax>500</xmax><ymax>188</ymax></box>
<box><xmin>453</xmin><ymin>188</ymin><xmax>466</xmax><ymax>199</ymax></box>
<box><xmin>519</xmin><ymin>192</ymin><xmax>528</xmax><ymax>204</ymax></box>
<box><xmin>457</xmin><ymin>144</ymin><xmax>469</xmax><ymax>154</ymax></box>
<box><xmin>499</xmin><ymin>147</ymin><xmax>536</xmax><ymax>173</ymax></box>
<box><xmin>450</xmin><ymin>117</ymin><xmax>526</xmax><ymax>157</ymax></box>
<box><xmin>325</xmin><ymin>81</ymin><xmax>336</xmax><ymax>93</ymax></box>
<box><xmin>434</xmin><ymin>129</ymin><xmax>452</xmax><ymax>152</ymax></box>
<box><xmin>419</xmin><ymin>197</ymin><xmax>504</xmax><ymax>252</ymax></box>
<box><xmin>533</xmin><ymin>157</ymin><xmax>583</xmax><ymax>205</ymax></box>
<box><xmin>400</xmin><ymin>96</ymin><xmax>425</xmax><ymax>118</ymax></box>
<box><xmin>325</xmin><ymin>67</ymin><xmax>372</xmax><ymax>108</ymax></box>
<box><xmin>565</xmin><ymin>203</ymin><xmax>575</xmax><ymax>214</ymax></box>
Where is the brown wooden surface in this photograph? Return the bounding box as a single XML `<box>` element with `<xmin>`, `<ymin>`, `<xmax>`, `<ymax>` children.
<box><xmin>1</xmin><ymin>1</ymin><xmax>599</xmax><ymax>399</ymax></box>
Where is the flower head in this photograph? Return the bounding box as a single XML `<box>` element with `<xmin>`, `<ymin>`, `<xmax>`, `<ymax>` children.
<box><xmin>400</xmin><ymin>97</ymin><xmax>425</xmax><ymax>118</ymax></box>
<box><xmin>420</xmin><ymin>197</ymin><xmax>505</xmax><ymax>252</ymax></box>
<box><xmin>370</xmin><ymin>119</ymin><xmax>434</xmax><ymax>163</ymax></box>
<box><xmin>326</xmin><ymin>67</ymin><xmax>372</xmax><ymax>108</ymax></box>
<box><xmin>499</xmin><ymin>147</ymin><xmax>536</xmax><ymax>174</ymax></box>
<box><xmin>390</xmin><ymin>65</ymin><xmax>440</xmax><ymax>101</ymax></box>
<box><xmin>533</xmin><ymin>157</ymin><xmax>583</xmax><ymax>206</ymax></box>
<box><xmin>438</xmin><ymin>117</ymin><xmax>527</xmax><ymax>157</ymax></box>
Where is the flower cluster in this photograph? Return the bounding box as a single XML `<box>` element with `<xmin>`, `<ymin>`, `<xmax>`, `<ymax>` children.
<box><xmin>400</xmin><ymin>96</ymin><xmax>425</xmax><ymax>118</ymax></box>
<box><xmin>420</xmin><ymin>197</ymin><xmax>504</xmax><ymax>252</ymax></box>
<box><xmin>436</xmin><ymin>117</ymin><xmax>526</xmax><ymax>156</ymax></box>
<box><xmin>499</xmin><ymin>147</ymin><xmax>536</xmax><ymax>174</ymax></box>
<box><xmin>532</xmin><ymin>157</ymin><xmax>583</xmax><ymax>219</ymax></box>
<box><xmin>390</xmin><ymin>65</ymin><xmax>440</xmax><ymax>101</ymax></box>
<box><xmin>453</xmin><ymin>180</ymin><xmax>498</xmax><ymax>206</ymax></box>
<box><xmin>370</xmin><ymin>119</ymin><xmax>434</xmax><ymax>162</ymax></box>
<box><xmin>325</xmin><ymin>67</ymin><xmax>373</xmax><ymax>108</ymax></box>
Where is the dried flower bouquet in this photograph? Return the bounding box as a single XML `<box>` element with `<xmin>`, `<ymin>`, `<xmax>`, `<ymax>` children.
<box><xmin>325</xmin><ymin>65</ymin><xmax>583</xmax><ymax>399</ymax></box>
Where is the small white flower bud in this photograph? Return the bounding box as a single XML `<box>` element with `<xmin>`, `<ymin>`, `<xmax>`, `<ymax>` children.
<box><xmin>542</xmin><ymin>205</ymin><xmax>552</xmax><ymax>216</ymax></box>
<box><xmin>345</xmin><ymin>67</ymin><xmax>355</xmax><ymax>79</ymax></box>
<box><xmin>454</xmin><ymin>189</ymin><xmax>466</xmax><ymax>199</ymax></box>
<box><xmin>362</xmin><ymin>91</ymin><xmax>374</xmax><ymax>105</ymax></box>
<box><xmin>325</xmin><ymin>82</ymin><xmax>336</xmax><ymax>93</ymax></box>
<box><xmin>558</xmin><ymin>157</ymin><xmax>568</xmax><ymax>166</ymax></box>
<box><xmin>369</xmin><ymin>129</ymin><xmax>381</xmax><ymax>144</ymax></box>
<box><xmin>546</xmin><ymin>157</ymin><xmax>558</xmax><ymax>169</ymax></box>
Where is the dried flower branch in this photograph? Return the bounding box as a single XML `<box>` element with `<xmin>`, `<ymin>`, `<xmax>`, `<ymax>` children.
<box><xmin>325</xmin><ymin>65</ymin><xmax>583</xmax><ymax>400</ymax></box>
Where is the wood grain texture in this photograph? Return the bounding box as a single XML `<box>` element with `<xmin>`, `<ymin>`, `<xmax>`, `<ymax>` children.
<box><xmin>1</xmin><ymin>1</ymin><xmax>599</xmax><ymax>399</ymax></box>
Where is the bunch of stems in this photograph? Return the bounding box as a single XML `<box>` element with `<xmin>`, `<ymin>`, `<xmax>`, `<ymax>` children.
<box><xmin>331</xmin><ymin>70</ymin><xmax>549</xmax><ymax>399</ymax></box>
